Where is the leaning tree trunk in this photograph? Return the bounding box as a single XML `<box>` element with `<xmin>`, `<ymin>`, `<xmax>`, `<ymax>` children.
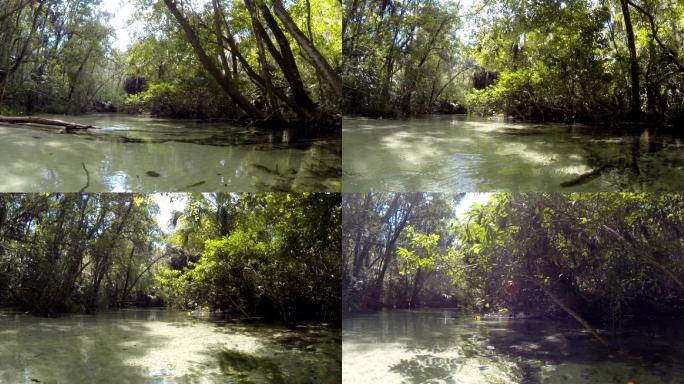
<box><xmin>162</xmin><ymin>0</ymin><xmax>265</xmax><ymax>119</ymax></box>
<box><xmin>271</xmin><ymin>0</ymin><xmax>342</xmax><ymax>101</ymax></box>
<box><xmin>247</xmin><ymin>0</ymin><xmax>317</xmax><ymax>114</ymax></box>
<box><xmin>242</xmin><ymin>0</ymin><xmax>288</xmax><ymax>119</ymax></box>
<box><xmin>625</xmin><ymin>0</ymin><xmax>684</xmax><ymax>72</ymax></box>
<box><xmin>526</xmin><ymin>277</ymin><xmax>609</xmax><ymax>347</ymax></box>
<box><xmin>221</xmin><ymin>26</ymin><xmax>305</xmax><ymax>116</ymax></box>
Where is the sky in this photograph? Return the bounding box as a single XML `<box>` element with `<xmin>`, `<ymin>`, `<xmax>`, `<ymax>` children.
<box><xmin>459</xmin><ymin>0</ymin><xmax>475</xmax><ymax>14</ymax></box>
<box><xmin>100</xmin><ymin>0</ymin><xmax>139</xmax><ymax>51</ymax></box>
<box><xmin>152</xmin><ymin>193</ymin><xmax>188</xmax><ymax>233</ymax></box>
<box><xmin>99</xmin><ymin>0</ymin><xmax>213</xmax><ymax>51</ymax></box>
<box><xmin>454</xmin><ymin>192</ymin><xmax>492</xmax><ymax>219</ymax></box>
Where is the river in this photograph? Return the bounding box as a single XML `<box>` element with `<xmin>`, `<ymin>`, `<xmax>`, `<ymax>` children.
<box><xmin>343</xmin><ymin>116</ymin><xmax>684</xmax><ymax>191</ymax></box>
<box><xmin>0</xmin><ymin>308</ymin><xmax>341</xmax><ymax>384</ymax></box>
<box><xmin>342</xmin><ymin>310</ymin><xmax>684</xmax><ymax>384</ymax></box>
<box><xmin>0</xmin><ymin>114</ymin><xmax>341</xmax><ymax>192</ymax></box>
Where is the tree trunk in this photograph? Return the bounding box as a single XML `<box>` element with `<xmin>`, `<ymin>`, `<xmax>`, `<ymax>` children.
<box><xmin>6</xmin><ymin>1</ymin><xmax>45</xmax><ymax>76</ymax></box>
<box><xmin>529</xmin><ymin>278</ymin><xmax>609</xmax><ymax>347</ymax></box>
<box><xmin>121</xmin><ymin>253</ymin><xmax>167</xmax><ymax>306</ymax></box>
<box><xmin>221</xmin><ymin>27</ymin><xmax>304</xmax><ymax>115</ymax></box>
<box><xmin>373</xmin><ymin>195</ymin><xmax>419</xmax><ymax>304</ymax></box>
<box><xmin>625</xmin><ymin>0</ymin><xmax>684</xmax><ymax>72</ymax></box>
<box><xmin>352</xmin><ymin>194</ymin><xmax>373</xmax><ymax>277</ymax></box>
<box><xmin>271</xmin><ymin>0</ymin><xmax>342</xmax><ymax>100</ymax></box>
<box><xmin>619</xmin><ymin>0</ymin><xmax>641</xmax><ymax>117</ymax></box>
<box><xmin>162</xmin><ymin>0</ymin><xmax>265</xmax><ymax>119</ymax></box>
<box><xmin>119</xmin><ymin>244</ymin><xmax>136</xmax><ymax>306</ymax></box>
<box><xmin>249</xmin><ymin>0</ymin><xmax>317</xmax><ymax>113</ymax></box>
<box><xmin>212</xmin><ymin>0</ymin><xmax>233</xmax><ymax>78</ymax></box>
<box><xmin>242</xmin><ymin>0</ymin><xmax>288</xmax><ymax>119</ymax></box>
<box><xmin>67</xmin><ymin>44</ymin><xmax>95</xmax><ymax>105</ymax></box>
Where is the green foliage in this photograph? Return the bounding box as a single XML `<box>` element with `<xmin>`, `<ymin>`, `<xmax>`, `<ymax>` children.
<box><xmin>456</xmin><ymin>193</ymin><xmax>684</xmax><ymax>325</ymax></box>
<box><xmin>120</xmin><ymin>93</ymin><xmax>147</xmax><ymax>114</ymax></box>
<box><xmin>343</xmin><ymin>192</ymin><xmax>684</xmax><ymax>327</ymax></box>
<box><xmin>0</xmin><ymin>0</ymin><xmax>341</xmax><ymax>121</ymax></box>
<box><xmin>0</xmin><ymin>0</ymin><xmax>124</xmax><ymax>114</ymax></box>
<box><xmin>342</xmin><ymin>193</ymin><xmax>465</xmax><ymax>311</ymax></box>
<box><xmin>0</xmin><ymin>194</ymin><xmax>161</xmax><ymax>316</ymax></box>
<box><xmin>467</xmin><ymin>69</ymin><xmax>541</xmax><ymax>117</ymax></box>
<box><xmin>121</xmin><ymin>80</ymin><xmax>236</xmax><ymax>118</ymax></box>
<box><xmin>344</xmin><ymin>0</ymin><xmax>467</xmax><ymax>116</ymax></box>
<box><xmin>348</xmin><ymin>0</ymin><xmax>684</xmax><ymax>122</ymax></box>
<box><xmin>156</xmin><ymin>193</ymin><xmax>341</xmax><ymax>323</ymax></box>
<box><xmin>465</xmin><ymin>0</ymin><xmax>617</xmax><ymax>121</ymax></box>
<box><xmin>397</xmin><ymin>227</ymin><xmax>441</xmax><ymax>276</ymax></box>
<box><xmin>121</xmin><ymin>0</ymin><xmax>341</xmax><ymax>120</ymax></box>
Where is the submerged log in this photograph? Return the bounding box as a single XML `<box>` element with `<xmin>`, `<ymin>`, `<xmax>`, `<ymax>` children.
<box><xmin>0</xmin><ymin>116</ymin><xmax>94</xmax><ymax>132</ymax></box>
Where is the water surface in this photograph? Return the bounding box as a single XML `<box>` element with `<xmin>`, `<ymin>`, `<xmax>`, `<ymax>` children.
<box><xmin>0</xmin><ymin>114</ymin><xmax>341</xmax><ymax>192</ymax></box>
<box><xmin>343</xmin><ymin>116</ymin><xmax>684</xmax><ymax>191</ymax></box>
<box><xmin>343</xmin><ymin>310</ymin><xmax>684</xmax><ymax>383</ymax></box>
<box><xmin>0</xmin><ymin>308</ymin><xmax>341</xmax><ymax>383</ymax></box>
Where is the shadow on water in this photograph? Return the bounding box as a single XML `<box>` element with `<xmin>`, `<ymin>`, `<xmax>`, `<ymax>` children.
<box><xmin>215</xmin><ymin>350</ymin><xmax>288</xmax><ymax>383</ymax></box>
<box><xmin>342</xmin><ymin>116</ymin><xmax>684</xmax><ymax>192</ymax></box>
<box><xmin>0</xmin><ymin>309</ymin><xmax>171</xmax><ymax>384</ymax></box>
<box><xmin>208</xmin><ymin>323</ymin><xmax>342</xmax><ymax>384</ymax></box>
<box><xmin>344</xmin><ymin>310</ymin><xmax>684</xmax><ymax>384</ymax></box>
<box><xmin>1</xmin><ymin>309</ymin><xmax>342</xmax><ymax>384</ymax></box>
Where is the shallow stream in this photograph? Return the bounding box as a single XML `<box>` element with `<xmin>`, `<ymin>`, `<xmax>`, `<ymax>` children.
<box><xmin>343</xmin><ymin>310</ymin><xmax>684</xmax><ymax>383</ymax></box>
<box><xmin>0</xmin><ymin>114</ymin><xmax>341</xmax><ymax>192</ymax></box>
<box><xmin>343</xmin><ymin>116</ymin><xmax>684</xmax><ymax>191</ymax></box>
<box><xmin>0</xmin><ymin>308</ymin><xmax>341</xmax><ymax>384</ymax></box>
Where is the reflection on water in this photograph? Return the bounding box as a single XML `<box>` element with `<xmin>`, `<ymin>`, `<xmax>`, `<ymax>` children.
<box><xmin>342</xmin><ymin>310</ymin><xmax>684</xmax><ymax>384</ymax></box>
<box><xmin>342</xmin><ymin>116</ymin><xmax>684</xmax><ymax>191</ymax></box>
<box><xmin>0</xmin><ymin>308</ymin><xmax>341</xmax><ymax>384</ymax></box>
<box><xmin>0</xmin><ymin>114</ymin><xmax>341</xmax><ymax>192</ymax></box>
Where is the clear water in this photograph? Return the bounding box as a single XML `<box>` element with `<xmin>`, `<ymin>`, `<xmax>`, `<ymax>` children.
<box><xmin>0</xmin><ymin>308</ymin><xmax>341</xmax><ymax>384</ymax></box>
<box><xmin>342</xmin><ymin>116</ymin><xmax>684</xmax><ymax>192</ymax></box>
<box><xmin>342</xmin><ymin>310</ymin><xmax>684</xmax><ymax>384</ymax></box>
<box><xmin>0</xmin><ymin>114</ymin><xmax>341</xmax><ymax>192</ymax></box>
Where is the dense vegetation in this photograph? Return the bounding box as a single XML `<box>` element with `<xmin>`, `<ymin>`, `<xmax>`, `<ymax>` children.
<box><xmin>342</xmin><ymin>193</ymin><xmax>464</xmax><ymax>311</ymax></box>
<box><xmin>343</xmin><ymin>0</ymin><xmax>684</xmax><ymax>124</ymax></box>
<box><xmin>0</xmin><ymin>192</ymin><xmax>341</xmax><ymax>324</ymax></box>
<box><xmin>0</xmin><ymin>0</ymin><xmax>341</xmax><ymax>124</ymax></box>
<box><xmin>156</xmin><ymin>193</ymin><xmax>341</xmax><ymax>323</ymax></box>
<box><xmin>0</xmin><ymin>0</ymin><xmax>121</xmax><ymax>114</ymax></box>
<box><xmin>0</xmin><ymin>193</ymin><xmax>161</xmax><ymax>316</ymax></box>
<box><xmin>343</xmin><ymin>193</ymin><xmax>684</xmax><ymax>333</ymax></box>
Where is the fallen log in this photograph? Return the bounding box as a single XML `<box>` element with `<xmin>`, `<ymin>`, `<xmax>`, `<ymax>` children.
<box><xmin>0</xmin><ymin>116</ymin><xmax>94</xmax><ymax>132</ymax></box>
<box><xmin>523</xmin><ymin>276</ymin><xmax>609</xmax><ymax>347</ymax></box>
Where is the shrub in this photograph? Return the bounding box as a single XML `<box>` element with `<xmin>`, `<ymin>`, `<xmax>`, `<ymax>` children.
<box><xmin>120</xmin><ymin>93</ymin><xmax>146</xmax><ymax>114</ymax></box>
<box><xmin>120</xmin><ymin>81</ymin><xmax>235</xmax><ymax>118</ymax></box>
